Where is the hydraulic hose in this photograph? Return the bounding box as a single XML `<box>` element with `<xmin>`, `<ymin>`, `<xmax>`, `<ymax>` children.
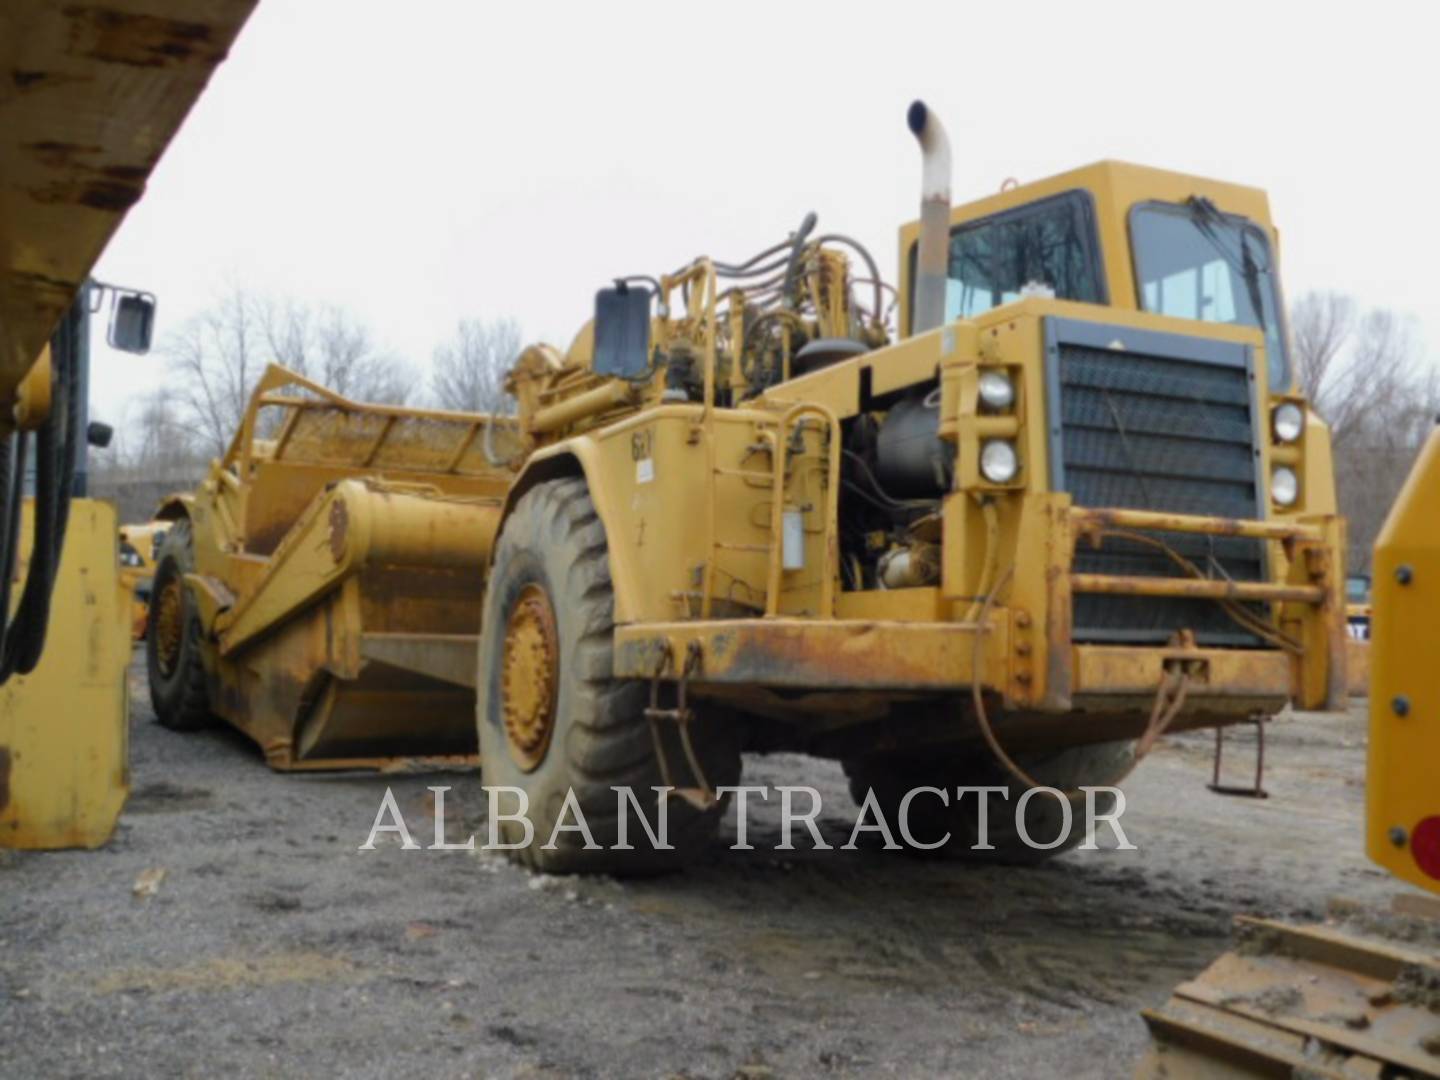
<box><xmin>0</xmin><ymin>293</ymin><xmax>84</xmax><ymax>681</ymax></box>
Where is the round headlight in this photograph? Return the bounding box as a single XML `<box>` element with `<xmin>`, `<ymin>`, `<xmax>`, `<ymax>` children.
<box><xmin>1272</xmin><ymin>465</ymin><xmax>1299</xmax><ymax>507</ymax></box>
<box><xmin>980</xmin><ymin>439</ymin><xmax>1019</xmax><ymax>484</ymax></box>
<box><xmin>1273</xmin><ymin>402</ymin><xmax>1304</xmax><ymax>443</ymax></box>
<box><xmin>977</xmin><ymin>370</ymin><xmax>1015</xmax><ymax>411</ymax></box>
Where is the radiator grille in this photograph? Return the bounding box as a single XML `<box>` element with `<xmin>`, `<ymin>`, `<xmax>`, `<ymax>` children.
<box><xmin>1048</xmin><ymin>322</ymin><xmax>1265</xmax><ymax>645</ymax></box>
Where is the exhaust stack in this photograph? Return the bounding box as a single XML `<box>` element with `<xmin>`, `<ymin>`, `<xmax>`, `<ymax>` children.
<box><xmin>907</xmin><ymin>100</ymin><xmax>952</xmax><ymax>335</ymax></box>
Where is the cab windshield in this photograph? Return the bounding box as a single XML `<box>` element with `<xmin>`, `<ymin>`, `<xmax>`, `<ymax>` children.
<box><xmin>1130</xmin><ymin>200</ymin><xmax>1290</xmax><ymax>389</ymax></box>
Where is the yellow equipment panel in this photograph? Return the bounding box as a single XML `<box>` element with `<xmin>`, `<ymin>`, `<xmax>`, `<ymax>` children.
<box><xmin>1366</xmin><ymin>429</ymin><xmax>1440</xmax><ymax>893</ymax></box>
<box><xmin>0</xmin><ymin>499</ymin><xmax>130</xmax><ymax>849</ymax></box>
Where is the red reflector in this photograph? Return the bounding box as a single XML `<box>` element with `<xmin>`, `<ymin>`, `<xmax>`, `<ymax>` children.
<box><xmin>1412</xmin><ymin>816</ymin><xmax>1440</xmax><ymax>881</ymax></box>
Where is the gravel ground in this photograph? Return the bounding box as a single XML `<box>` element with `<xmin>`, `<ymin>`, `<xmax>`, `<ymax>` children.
<box><xmin>0</xmin><ymin>653</ymin><xmax>1405</xmax><ymax>1079</ymax></box>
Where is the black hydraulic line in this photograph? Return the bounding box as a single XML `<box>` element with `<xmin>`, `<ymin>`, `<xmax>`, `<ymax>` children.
<box><xmin>781</xmin><ymin>212</ymin><xmax>819</xmax><ymax>308</ymax></box>
<box><xmin>713</xmin><ymin>239</ymin><xmax>792</xmax><ymax>275</ymax></box>
<box><xmin>0</xmin><ymin>437</ymin><xmax>23</xmax><ymax>653</ymax></box>
<box><xmin>0</xmin><ymin>293</ymin><xmax>84</xmax><ymax>681</ymax></box>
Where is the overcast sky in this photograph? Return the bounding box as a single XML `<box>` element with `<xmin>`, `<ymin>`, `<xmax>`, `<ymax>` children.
<box><xmin>90</xmin><ymin>0</ymin><xmax>1436</xmax><ymax>423</ymax></box>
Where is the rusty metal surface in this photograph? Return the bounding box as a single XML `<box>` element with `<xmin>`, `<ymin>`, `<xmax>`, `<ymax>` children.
<box><xmin>614</xmin><ymin>618</ymin><xmax>1001</xmax><ymax>692</ymax></box>
<box><xmin>1072</xmin><ymin>507</ymin><xmax>1323</xmax><ymax>543</ymax></box>
<box><xmin>1071</xmin><ymin>573</ymin><xmax>1326</xmax><ymax>604</ymax></box>
<box><xmin>1138</xmin><ymin>913</ymin><xmax>1440</xmax><ymax>1079</ymax></box>
<box><xmin>1072</xmin><ymin>643</ymin><xmax>1291</xmax><ymax>699</ymax></box>
<box><xmin>217</xmin><ymin>478</ymin><xmax>498</xmax><ymax>657</ymax></box>
<box><xmin>358</xmin><ymin>633</ymin><xmax>477</xmax><ymax>689</ymax></box>
<box><xmin>0</xmin><ymin>0</ymin><xmax>258</xmax><ymax>393</ymax></box>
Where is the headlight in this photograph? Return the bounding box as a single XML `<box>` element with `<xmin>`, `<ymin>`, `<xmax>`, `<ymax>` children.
<box><xmin>977</xmin><ymin>370</ymin><xmax>1015</xmax><ymax>411</ymax></box>
<box><xmin>1273</xmin><ymin>402</ymin><xmax>1304</xmax><ymax>443</ymax></box>
<box><xmin>1271</xmin><ymin>466</ymin><xmax>1299</xmax><ymax>507</ymax></box>
<box><xmin>980</xmin><ymin>439</ymin><xmax>1019</xmax><ymax>484</ymax></box>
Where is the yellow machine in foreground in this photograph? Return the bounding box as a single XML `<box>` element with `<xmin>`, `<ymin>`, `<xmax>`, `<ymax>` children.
<box><xmin>0</xmin><ymin>0</ymin><xmax>257</xmax><ymax>849</ymax></box>
<box><xmin>152</xmin><ymin>101</ymin><xmax>1346</xmax><ymax>872</ymax></box>
<box><xmin>1138</xmin><ymin>430</ymin><xmax>1440</xmax><ymax>1077</ymax></box>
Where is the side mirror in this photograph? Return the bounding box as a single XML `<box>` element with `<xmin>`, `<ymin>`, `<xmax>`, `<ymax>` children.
<box><xmin>107</xmin><ymin>290</ymin><xmax>156</xmax><ymax>354</ymax></box>
<box><xmin>592</xmin><ymin>284</ymin><xmax>651</xmax><ymax>378</ymax></box>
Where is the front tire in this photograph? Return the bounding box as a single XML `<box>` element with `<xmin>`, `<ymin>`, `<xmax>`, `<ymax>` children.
<box><xmin>477</xmin><ymin>478</ymin><xmax>739</xmax><ymax>874</ymax></box>
<box><xmin>145</xmin><ymin>519</ymin><xmax>212</xmax><ymax>732</ymax></box>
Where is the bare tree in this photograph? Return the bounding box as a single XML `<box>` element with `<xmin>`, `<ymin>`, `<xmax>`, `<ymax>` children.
<box><xmin>164</xmin><ymin>284</ymin><xmax>266</xmax><ymax>457</ymax></box>
<box><xmin>1290</xmin><ymin>291</ymin><xmax>1355</xmax><ymax>402</ymax></box>
<box><xmin>430</xmin><ymin>317</ymin><xmax>521</xmax><ymax>413</ymax></box>
<box><xmin>1290</xmin><ymin>291</ymin><xmax>1438</xmax><ymax>571</ymax></box>
<box><xmin>158</xmin><ymin>285</ymin><xmax>415</xmax><ymax>458</ymax></box>
<box><xmin>259</xmin><ymin>299</ymin><xmax>414</xmax><ymax>404</ymax></box>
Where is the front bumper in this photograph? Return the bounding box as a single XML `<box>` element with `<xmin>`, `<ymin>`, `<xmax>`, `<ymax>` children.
<box><xmin>614</xmin><ymin>504</ymin><xmax>1348</xmax><ymax>715</ymax></box>
<box><xmin>615</xmin><ymin>618</ymin><xmax>1294</xmax><ymax>705</ymax></box>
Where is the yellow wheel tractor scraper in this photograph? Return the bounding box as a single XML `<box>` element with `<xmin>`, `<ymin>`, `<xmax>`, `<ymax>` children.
<box><xmin>151</xmin><ymin>100</ymin><xmax>1348</xmax><ymax>874</ymax></box>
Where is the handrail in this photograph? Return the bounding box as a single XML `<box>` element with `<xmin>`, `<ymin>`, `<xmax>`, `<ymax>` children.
<box><xmin>1070</xmin><ymin>574</ymin><xmax>1325</xmax><ymax>605</ymax></box>
<box><xmin>227</xmin><ymin>363</ymin><xmax>518</xmax><ymax>477</ymax></box>
<box><xmin>764</xmin><ymin>402</ymin><xmax>841</xmax><ymax>618</ymax></box>
<box><xmin>1070</xmin><ymin>507</ymin><xmax>1322</xmax><ymax>544</ymax></box>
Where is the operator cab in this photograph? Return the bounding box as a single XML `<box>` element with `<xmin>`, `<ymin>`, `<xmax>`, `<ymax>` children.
<box><xmin>897</xmin><ymin>161</ymin><xmax>1292</xmax><ymax>390</ymax></box>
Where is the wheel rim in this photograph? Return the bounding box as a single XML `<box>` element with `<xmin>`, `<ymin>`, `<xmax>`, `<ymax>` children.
<box><xmin>153</xmin><ymin>575</ymin><xmax>184</xmax><ymax>678</ymax></box>
<box><xmin>501</xmin><ymin>582</ymin><xmax>559</xmax><ymax>772</ymax></box>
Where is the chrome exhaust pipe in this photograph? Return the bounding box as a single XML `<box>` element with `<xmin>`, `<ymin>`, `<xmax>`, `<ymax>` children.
<box><xmin>907</xmin><ymin>100</ymin><xmax>951</xmax><ymax>335</ymax></box>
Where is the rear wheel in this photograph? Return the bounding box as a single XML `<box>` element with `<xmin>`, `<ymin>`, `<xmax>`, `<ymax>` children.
<box><xmin>477</xmin><ymin>478</ymin><xmax>740</xmax><ymax>874</ymax></box>
<box><xmin>843</xmin><ymin>740</ymin><xmax>1133</xmax><ymax>864</ymax></box>
<box><xmin>145</xmin><ymin>519</ymin><xmax>212</xmax><ymax>732</ymax></box>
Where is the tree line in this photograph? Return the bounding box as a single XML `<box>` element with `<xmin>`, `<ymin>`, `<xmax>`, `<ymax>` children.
<box><xmin>91</xmin><ymin>283</ymin><xmax>1435</xmax><ymax>573</ymax></box>
<box><xmin>91</xmin><ymin>285</ymin><xmax>520</xmax><ymax>521</ymax></box>
<box><xmin>1289</xmin><ymin>293</ymin><xmax>1436</xmax><ymax>574</ymax></box>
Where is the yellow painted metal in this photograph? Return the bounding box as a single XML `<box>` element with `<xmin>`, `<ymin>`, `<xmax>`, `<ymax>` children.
<box><xmin>118</xmin><ymin>520</ymin><xmax>167</xmax><ymax>639</ymax></box>
<box><xmin>174</xmin><ymin>367</ymin><xmax>513</xmax><ymax>768</ymax></box>
<box><xmin>529</xmin><ymin>379</ymin><xmax>640</xmax><ymax>434</ymax></box>
<box><xmin>1070</xmin><ymin>507</ymin><xmax>1322</xmax><ymax>543</ymax></box>
<box><xmin>0</xmin><ymin>499</ymin><xmax>129</xmax><ymax>849</ymax></box>
<box><xmin>896</xmin><ymin>161</ymin><xmax>1280</xmax><ymax>349</ymax></box>
<box><xmin>13</xmin><ymin>345</ymin><xmax>51</xmax><ymax>430</ymax></box>
<box><xmin>615</xmin><ymin>618</ymin><xmax>997</xmax><ymax>692</ymax></box>
<box><xmin>1070</xmin><ymin>574</ymin><xmax>1325</xmax><ymax>604</ymax></box>
<box><xmin>1366</xmin><ymin>428</ymin><xmax>1440</xmax><ymax>894</ymax></box>
<box><xmin>0</xmin><ymin>0</ymin><xmax>258</xmax><ymax>402</ymax></box>
<box><xmin>215</xmin><ymin>478</ymin><xmax>499</xmax><ymax>656</ymax></box>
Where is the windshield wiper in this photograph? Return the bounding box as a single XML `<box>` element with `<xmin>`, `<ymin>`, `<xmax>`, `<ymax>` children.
<box><xmin>1186</xmin><ymin>196</ymin><xmax>1269</xmax><ymax>336</ymax></box>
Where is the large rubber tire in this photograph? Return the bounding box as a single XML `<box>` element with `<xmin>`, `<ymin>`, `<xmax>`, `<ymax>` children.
<box><xmin>477</xmin><ymin>478</ymin><xmax>740</xmax><ymax>874</ymax></box>
<box><xmin>843</xmin><ymin>741</ymin><xmax>1134</xmax><ymax>865</ymax></box>
<box><xmin>145</xmin><ymin>519</ymin><xmax>212</xmax><ymax>732</ymax></box>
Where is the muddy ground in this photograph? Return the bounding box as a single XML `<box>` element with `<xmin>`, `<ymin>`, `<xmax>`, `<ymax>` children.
<box><xmin>0</xmin><ymin>654</ymin><xmax>1407</xmax><ymax>1079</ymax></box>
